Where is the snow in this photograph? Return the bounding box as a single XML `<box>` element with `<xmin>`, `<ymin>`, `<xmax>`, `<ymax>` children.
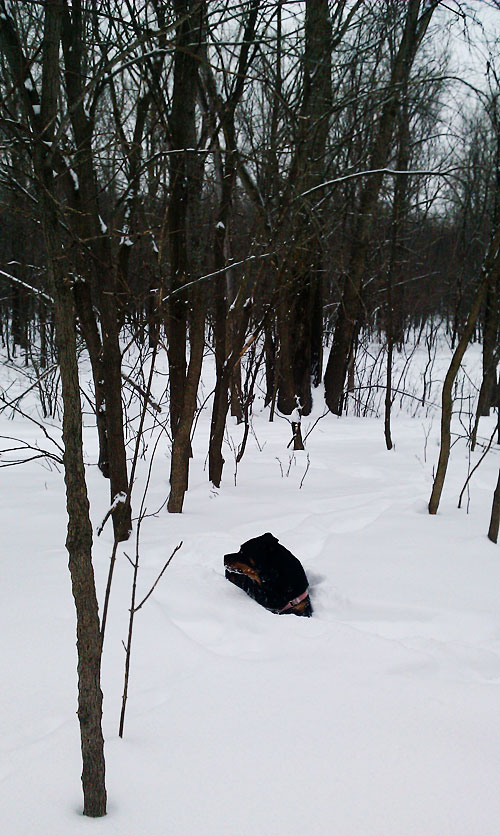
<box><xmin>2</xmin><ymin>339</ymin><xmax>500</xmax><ymax>835</ymax></box>
<box><xmin>69</xmin><ymin>169</ymin><xmax>79</xmax><ymax>191</ymax></box>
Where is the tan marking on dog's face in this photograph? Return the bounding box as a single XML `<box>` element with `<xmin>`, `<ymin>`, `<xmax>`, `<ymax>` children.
<box><xmin>226</xmin><ymin>560</ymin><xmax>262</xmax><ymax>584</ymax></box>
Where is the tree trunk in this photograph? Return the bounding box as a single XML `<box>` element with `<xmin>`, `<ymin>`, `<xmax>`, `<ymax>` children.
<box><xmin>488</xmin><ymin>467</ymin><xmax>500</xmax><ymax>543</ymax></box>
<box><xmin>209</xmin><ymin>304</ymin><xmax>252</xmax><ymax>487</ymax></box>
<box><xmin>18</xmin><ymin>0</ymin><xmax>108</xmax><ymax>814</ymax></box>
<box><xmin>73</xmin><ymin>281</ymin><xmax>109</xmax><ymax>477</ymax></box>
<box><xmin>165</xmin><ymin>0</ymin><xmax>205</xmax><ymax>511</ymax></box>
<box><xmin>264</xmin><ymin>318</ymin><xmax>276</xmax><ymax>407</ymax></box>
<box><xmin>479</xmin><ymin>271</ymin><xmax>499</xmax><ymax>416</ymax></box>
<box><xmin>204</xmin><ymin>1</ymin><xmax>260</xmax><ymax>484</ymax></box>
<box><xmin>61</xmin><ymin>2</ymin><xmax>131</xmax><ymax>541</ymax></box>
<box><xmin>429</xmin><ymin>225</ymin><xmax>500</xmax><ymax>514</ymax></box>
<box><xmin>471</xmin><ymin>272</ymin><xmax>499</xmax><ymax>451</ymax></box>
<box><xmin>384</xmin><ymin>339</ymin><xmax>394</xmax><ymax>450</ymax></box>
<box><xmin>49</xmin><ymin>239</ymin><xmax>107</xmax><ymax>818</ymax></box>
<box><xmin>168</xmin><ymin>300</ymin><xmax>205</xmax><ymax>512</ymax></box>
<box><xmin>385</xmin><ymin>95</ymin><xmax>410</xmax><ymax>450</ymax></box>
<box><xmin>166</xmin><ymin>0</ymin><xmax>194</xmax><ymax>435</ymax></box>
<box><xmin>277</xmin><ymin>267</ymin><xmax>315</xmax><ymax>415</ymax></box>
<box><xmin>471</xmin><ymin>116</ymin><xmax>500</xmax><ymax>450</ymax></box>
<box><xmin>277</xmin><ymin>0</ymin><xmax>331</xmax><ymax>415</ymax></box>
<box><xmin>291</xmin><ymin>420</ymin><xmax>304</xmax><ymax>451</ymax></box>
<box><xmin>324</xmin><ymin>0</ymin><xmax>437</xmax><ymax>414</ymax></box>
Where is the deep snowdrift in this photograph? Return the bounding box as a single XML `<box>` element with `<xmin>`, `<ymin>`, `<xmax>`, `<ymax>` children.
<box><xmin>2</xmin><ymin>340</ymin><xmax>500</xmax><ymax>836</ymax></box>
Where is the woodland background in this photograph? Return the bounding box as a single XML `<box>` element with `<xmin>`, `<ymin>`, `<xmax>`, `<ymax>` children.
<box><xmin>1</xmin><ymin>0</ymin><xmax>500</xmax><ymax>824</ymax></box>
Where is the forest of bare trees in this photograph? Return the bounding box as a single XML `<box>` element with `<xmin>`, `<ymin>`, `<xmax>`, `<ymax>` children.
<box><xmin>1</xmin><ymin>0</ymin><xmax>500</xmax><ymax>817</ymax></box>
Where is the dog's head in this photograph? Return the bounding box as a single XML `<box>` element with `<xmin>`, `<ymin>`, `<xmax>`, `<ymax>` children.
<box><xmin>223</xmin><ymin>552</ymin><xmax>262</xmax><ymax>584</ymax></box>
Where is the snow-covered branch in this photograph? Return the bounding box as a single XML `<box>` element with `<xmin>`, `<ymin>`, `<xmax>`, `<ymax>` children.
<box><xmin>300</xmin><ymin>167</ymin><xmax>461</xmax><ymax>199</ymax></box>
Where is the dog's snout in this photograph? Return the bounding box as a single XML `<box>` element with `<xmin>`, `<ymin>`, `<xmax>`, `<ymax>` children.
<box><xmin>224</xmin><ymin>552</ymin><xmax>239</xmax><ymax>568</ymax></box>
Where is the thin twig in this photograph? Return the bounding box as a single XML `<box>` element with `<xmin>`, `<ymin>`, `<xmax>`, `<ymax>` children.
<box><xmin>0</xmin><ymin>392</ymin><xmax>64</xmax><ymax>454</ymax></box>
<box><xmin>0</xmin><ymin>363</ymin><xmax>58</xmax><ymax>413</ymax></box>
<box><xmin>121</xmin><ymin>372</ymin><xmax>161</xmax><ymax>413</ymax></box>
<box><xmin>458</xmin><ymin>424</ymin><xmax>498</xmax><ymax>509</ymax></box>
<box><xmin>299</xmin><ymin>454</ymin><xmax>311</xmax><ymax>489</ymax></box>
<box><xmin>134</xmin><ymin>541</ymin><xmax>183</xmax><ymax>612</ymax></box>
<box><xmin>303</xmin><ymin>409</ymin><xmax>330</xmax><ymax>443</ymax></box>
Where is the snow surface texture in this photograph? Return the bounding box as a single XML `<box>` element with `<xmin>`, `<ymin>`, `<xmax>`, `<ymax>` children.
<box><xmin>2</xmin><ymin>340</ymin><xmax>500</xmax><ymax>836</ymax></box>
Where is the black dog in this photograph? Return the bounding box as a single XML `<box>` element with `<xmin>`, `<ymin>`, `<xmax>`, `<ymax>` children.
<box><xmin>224</xmin><ymin>532</ymin><xmax>312</xmax><ymax>616</ymax></box>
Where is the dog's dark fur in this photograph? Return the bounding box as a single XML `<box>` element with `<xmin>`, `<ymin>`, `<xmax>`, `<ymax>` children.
<box><xmin>224</xmin><ymin>532</ymin><xmax>312</xmax><ymax>616</ymax></box>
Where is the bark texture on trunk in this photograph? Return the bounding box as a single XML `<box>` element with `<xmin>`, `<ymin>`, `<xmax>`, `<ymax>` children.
<box><xmin>488</xmin><ymin>467</ymin><xmax>500</xmax><ymax>544</ymax></box>
<box><xmin>472</xmin><ymin>123</ymin><xmax>500</xmax><ymax>448</ymax></box>
<box><xmin>166</xmin><ymin>0</ymin><xmax>205</xmax><ymax>512</ymax></box>
<box><xmin>167</xmin><ymin>0</ymin><xmax>203</xmax><ymax>436</ymax></box>
<box><xmin>52</xmin><ymin>248</ymin><xmax>107</xmax><ymax>818</ymax></box>
<box><xmin>385</xmin><ymin>96</ymin><xmax>410</xmax><ymax>450</ymax></box>
<box><xmin>209</xmin><ymin>304</ymin><xmax>252</xmax><ymax>488</ymax></box>
<box><xmin>1</xmin><ymin>0</ymin><xmax>109</xmax><ymax>814</ymax></box>
<box><xmin>205</xmin><ymin>1</ymin><xmax>260</xmax><ymax>485</ymax></box>
<box><xmin>277</xmin><ymin>0</ymin><xmax>331</xmax><ymax>416</ymax></box>
<box><xmin>168</xmin><ymin>298</ymin><xmax>205</xmax><ymax>512</ymax></box>
<box><xmin>61</xmin><ymin>1</ymin><xmax>131</xmax><ymax>541</ymax></box>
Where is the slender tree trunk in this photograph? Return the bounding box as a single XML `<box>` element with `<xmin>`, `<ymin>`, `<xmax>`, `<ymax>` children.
<box><xmin>277</xmin><ymin>0</ymin><xmax>331</xmax><ymax>415</ymax></box>
<box><xmin>324</xmin><ymin>0</ymin><xmax>437</xmax><ymax>414</ymax></box>
<box><xmin>228</xmin><ymin>269</ymin><xmax>244</xmax><ymax>423</ymax></box>
<box><xmin>488</xmin><ymin>468</ymin><xmax>500</xmax><ymax>543</ymax></box>
<box><xmin>100</xmin><ymin>304</ymin><xmax>131</xmax><ymax>541</ymax></box>
<box><xmin>291</xmin><ymin>418</ymin><xmax>304</xmax><ymax>450</ymax></box>
<box><xmin>471</xmin><ymin>274</ymin><xmax>499</xmax><ymax>451</ymax></box>
<box><xmin>209</xmin><ymin>304</ymin><xmax>252</xmax><ymax>487</ymax></box>
<box><xmin>385</xmin><ymin>96</ymin><xmax>410</xmax><ymax>450</ymax></box>
<box><xmin>11</xmin><ymin>0</ymin><xmax>108</xmax><ymax>814</ymax></box>
<box><xmin>165</xmin><ymin>0</ymin><xmax>205</xmax><ymax>511</ymax></box>
<box><xmin>472</xmin><ymin>117</ymin><xmax>500</xmax><ymax>449</ymax></box>
<box><xmin>209</xmin><ymin>368</ymin><xmax>231</xmax><ymax>487</ymax></box>
<box><xmin>277</xmin><ymin>266</ymin><xmax>315</xmax><ymax>415</ymax></box>
<box><xmin>52</xmin><ymin>255</ymin><xmax>106</xmax><ymax>817</ymax></box>
<box><xmin>166</xmin><ymin>0</ymin><xmax>192</xmax><ymax>435</ymax></box>
<box><xmin>73</xmin><ymin>281</ymin><xmax>109</xmax><ymax>476</ymax></box>
<box><xmin>478</xmin><ymin>272</ymin><xmax>499</xmax><ymax>416</ymax></box>
<box><xmin>205</xmin><ymin>1</ymin><xmax>260</xmax><ymax>485</ymax></box>
<box><xmin>384</xmin><ymin>339</ymin><xmax>394</xmax><ymax>450</ymax></box>
<box><xmin>61</xmin><ymin>2</ymin><xmax>131</xmax><ymax>541</ymax></box>
<box><xmin>209</xmin><ymin>135</ymin><xmax>238</xmax><ymax>467</ymax></box>
<box><xmin>168</xmin><ymin>301</ymin><xmax>205</xmax><ymax>512</ymax></box>
<box><xmin>264</xmin><ymin>317</ymin><xmax>276</xmax><ymax>407</ymax></box>
<box><xmin>39</xmin><ymin>298</ymin><xmax>47</xmax><ymax>368</ymax></box>
<box><xmin>429</xmin><ymin>225</ymin><xmax>500</xmax><ymax>514</ymax></box>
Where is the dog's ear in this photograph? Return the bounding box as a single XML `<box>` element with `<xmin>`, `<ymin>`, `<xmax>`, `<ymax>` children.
<box><xmin>262</xmin><ymin>532</ymin><xmax>278</xmax><ymax>544</ymax></box>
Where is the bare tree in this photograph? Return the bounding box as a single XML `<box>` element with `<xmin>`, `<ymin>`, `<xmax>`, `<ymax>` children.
<box><xmin>166</xmin><ymin>0</ymin><xmax>206</xmax><ymax>513</ymax></box>
<box><xmin>0</xmin><ymin>0</ymin><xmax>106</xmax><ymax>815</ymax></box>
<box><xmin>202</xmin><ymin>0</ymin><xmax>261</xmax><ymax>488</ymax></box>
<box><xmin>429</xmin><ymin>221</ymin><xmax>500</xmax><ymax>515</ymax></box>
<box><xmin>324</xmin><ymin>0</ymin><xmax>439</xmax><ymax>415</ymax></box>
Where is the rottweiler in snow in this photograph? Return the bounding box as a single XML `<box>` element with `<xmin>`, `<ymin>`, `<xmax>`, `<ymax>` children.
<box><xmin>224</xmin><ymin>532</ymin><xmax>312</xmax><ymax>616</ymax></box>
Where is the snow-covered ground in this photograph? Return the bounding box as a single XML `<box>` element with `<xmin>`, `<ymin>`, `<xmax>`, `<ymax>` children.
<box><xmin>2</xmin><ymin>338</ymin><xmax>500</xmax><ymax>836</ymax></box>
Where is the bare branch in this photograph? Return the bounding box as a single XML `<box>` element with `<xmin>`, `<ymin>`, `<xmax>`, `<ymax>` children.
<box><xmin>134</xmin><ymin>541</ymin><xmax>183</xmax><ymax>613</ymax></box>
